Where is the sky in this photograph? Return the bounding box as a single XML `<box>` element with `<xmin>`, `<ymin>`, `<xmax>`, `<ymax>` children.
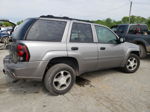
<box><xmin>0</xmin><ymin>0</ymin><xmax>150</xmax><ymax>23</ymax></box>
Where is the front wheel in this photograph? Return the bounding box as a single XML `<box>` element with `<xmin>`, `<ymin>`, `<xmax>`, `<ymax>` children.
<box><xmin>122</xmin><ymin>54</ymin><xmax>140</xmax><ymax>73</ymax></box>
<box><xmin>44</xmin><ymin>63</ymin><xmax>76</xmax><ymax>95</ymax></box>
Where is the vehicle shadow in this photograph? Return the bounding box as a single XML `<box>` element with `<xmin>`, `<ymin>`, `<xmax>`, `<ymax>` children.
<box><xmin>140</xmin><ymin>55</ymin><xmax>150</xmax><ymax>63</ymax></box>
<box><xmin>5</xmin><ymin>68</ymin><xmax>124</xmax><ymax>95</ymax></box>
<box><xmin>143</xmin><ymin>54</ymin><xmax>150</xmax><ymax>60</ymax></box>
<box><xmin>6</xmin><ymin>79</ymin><xmax>45</xmax><ymax>95</ymax></box>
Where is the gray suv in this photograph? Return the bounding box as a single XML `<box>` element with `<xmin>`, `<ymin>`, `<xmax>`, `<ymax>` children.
<box><xmin>3</xmin><ymin>16</ymin><xmax>140</xmax><ymax>95</ymax></box>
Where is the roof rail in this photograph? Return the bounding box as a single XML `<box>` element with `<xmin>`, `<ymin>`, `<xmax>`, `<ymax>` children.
<box><xmin>40</xmin><ymin>15</ymin><xmax>93</xmax><ymax>23</ymax></box>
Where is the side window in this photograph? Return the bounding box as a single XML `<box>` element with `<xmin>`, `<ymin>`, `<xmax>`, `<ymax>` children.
<box><xmin>140</xmin><ymin>25</ymin><xmax>148</xmax><ymax>32</ymax></box>
<box><xmin>27</xmin><ymin>20</ymin><xmax>66</xmax><ymax>42</ymax></box>
<box><xmin>95</xmin><ymin>25</ymin><xmax>118</xmax><ymax>44</ymax></box>
<box><xmin>70</xmin><ymin>22</ymin><xmax>93</xmax><ymax>43</ymax></box>
<box><xmin>128</xmin><ymin>25</ymin><xmax>138</xmax><ymax>34</ymax></box>
<box><xmin>128</xmin><ymin>25</ymin><xmax>143</xmax><ymax>35</ymax></box>
<box><xmin>117</xmin><ymin>26</ymin><xmax>127</xmax><ymax>34</ymax></box>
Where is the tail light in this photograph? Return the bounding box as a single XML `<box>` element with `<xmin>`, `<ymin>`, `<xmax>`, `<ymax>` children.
<box><xmin>17</xmin><ymin>44</ymin><xmax>30</xmax><ymax>62</ymax></box>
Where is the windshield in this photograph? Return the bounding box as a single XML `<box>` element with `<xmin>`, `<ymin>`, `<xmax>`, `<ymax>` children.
<box><xmin>12</xmin><ymin>18</ymin><xmax>36</xmax><ymax>40</ymax></box>
<box><xmin>117</xmin><ymin>25</ymin><xmax>128</xmax><ymax>34</ymax></box>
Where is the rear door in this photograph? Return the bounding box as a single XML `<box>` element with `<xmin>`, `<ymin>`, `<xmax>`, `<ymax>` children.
<box><xmin>94</xmin><ymin>25</ymin><xmax>125</xmax><ymax>69</ymax></box>
<box><xmin>67</xmin><ymin>22</ymin><xmax>98</xmax><ymax>74</ymax></box>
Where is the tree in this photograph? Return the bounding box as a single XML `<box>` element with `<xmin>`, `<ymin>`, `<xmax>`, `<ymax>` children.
<box><xmin>1</xmin><ymin>22</ymin><xmax>13</xmax><ymax>26</ymax></box>
<box><xmin>93</xmin><ymin>15</ymin><xmax>150</xmax><ymax>29</ymax></box>
<box><xmin>146</xmin><ymin>17</ymin><xmax>150</xmax><ymax>29</ymax></box>
<box><xmin>17</xmin><ymin>20</ymin><xmax>23</xmax><ymax>25</ymax></box>
<box><xmin>122</xmin><ymin>16</ymin><xmax>129</xmax><ymax>24</ymax></box>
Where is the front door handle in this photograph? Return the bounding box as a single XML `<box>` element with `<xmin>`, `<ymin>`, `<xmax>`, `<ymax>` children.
<box><xmin>100</xmin><ymin>47</ymin><xmax>106</xmax><ymax>50</ymax></box>
<box><xmin>71</xmin><ymin>47</ymin><xmax>78</xmax><ymax>51</ymax></box>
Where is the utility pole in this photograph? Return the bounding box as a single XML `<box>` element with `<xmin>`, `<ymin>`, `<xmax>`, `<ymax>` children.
<box><xmin>129</xmin><ymin>1</ymin><xmax>132</xmax><ymax>24</ymax></box>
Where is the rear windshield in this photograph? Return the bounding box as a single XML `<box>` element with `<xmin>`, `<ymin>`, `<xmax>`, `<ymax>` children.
<box><xmin>12</xmin><ymin>18</ymin><xmax>36</xmax><ymax>40</ymax></box>
<box><xmin>128</xmin><ymin>25</ymin><xmax>148</xmax><ymax>34</ymax></box>
<box><xmin>26</xmin><ymin>19</ymin><xmax>67</xmax><ymax>42</ymax></box>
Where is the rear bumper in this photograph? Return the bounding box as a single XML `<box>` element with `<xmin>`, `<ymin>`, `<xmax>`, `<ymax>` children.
<box><xmin>3</xmin><ymin>67</ymin><xmax>16</xmax><ymax>79</ymax></box>
<box><xmin>3</xmin><ymin>55</ymin><xmax>48</xmax><ymax>80</ymax></box>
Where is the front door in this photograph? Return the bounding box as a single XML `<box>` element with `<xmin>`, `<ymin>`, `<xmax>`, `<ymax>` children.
<box><xmin>94</xmin><ymin>25</ymin><xmax>125</xmax><ymax>69</ymax></box>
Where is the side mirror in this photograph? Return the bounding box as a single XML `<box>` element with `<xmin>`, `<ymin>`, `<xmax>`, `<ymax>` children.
<box><xmin>119</xmin><ymin>37</ymin><xmax>124</xmax><ymax>43</ymax></box>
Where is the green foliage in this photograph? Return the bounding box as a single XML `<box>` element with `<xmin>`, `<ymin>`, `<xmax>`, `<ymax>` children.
<box><xmin>0</xmin><ymin>22</ymin><xmax>13</xmax><ymax>26</ymax></box>
<box><xmin>2</xmin><ymin>16</ymin><xmax>150</xmax><ymax>29</ymax></box>
<box><xmin>146</xmin><ymin>17</ymin><xmax>150</xmax><ymax>29</ymax></box>
<box><xmin>93</xmin><ymin>15</ymin><xmax>150</xmax><ymax>29</ymax></box>
<box><xmin>122</xmin><ymin>16</ymin><xmax>129</xmax><ymax>23</ymax></box>
<box><xmin>17</xmin><ymin>20</ymin><xmax>23</xmax><ymax>25</ymax></box>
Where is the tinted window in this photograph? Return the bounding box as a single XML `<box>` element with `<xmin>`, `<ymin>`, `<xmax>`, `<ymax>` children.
<box><xmin>70</xmin><ymin>22</ymin><xmax>93</xmax><ymax>43</ymax></box>
<box><xmin>95</xmin><ymin>25</ymin><xmax>118</xmax><ymax>44</ymax></box>
<box><xmin>27</xmin><ymin>20</ymin><xmax>66</xmax><ymax>42</ymax></box>
<box><xmin>140</xmin><ymin>25</ymin><xmax>148</xmax><ymax>32</ymax></box>
<box><xmin>129</xmin><ymin>25</ymin><xmax>149</xmax><ymax>35</ymax></box>
<box><xmin>128</xmin><ymin>25</ymin><xmax>138</xmax><ymax>34</ymax></box>
<box><xmin>12</xmin><ymin>18</ymin><xmax>36</xmax><ymax>40</ymax></box>
<box><xmin>117</xmin><ymin>25</ymin><xmax>127</xmax><ymax>34</ymax></box>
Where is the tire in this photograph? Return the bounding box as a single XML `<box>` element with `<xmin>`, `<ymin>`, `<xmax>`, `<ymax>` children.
<box><xmin>44</xmin><ymin>63</ymin><xmax>76</xmax><ymax>95</ymax></box>
<box><xmin>122</xmin><ymin>54</ymin><xmax>140</xmax><ymax>73</ymax></box>
<box><xmin>139</xmin><ymin>45</ymin><xmax>147</xmax><ymax>59</ymax></box>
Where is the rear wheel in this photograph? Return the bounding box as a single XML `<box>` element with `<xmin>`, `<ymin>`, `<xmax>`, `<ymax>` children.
<box><xmin>44</xmin><ymin>63</ymin><xmax>76</xmax><ymax>95</ymax></box>
<box><xmin>139</xmin><ymin>45</ymin><xmax>147</xmax><ymax>58</ymax></box>
<box><xmin>122</xmin><ymin>54</ymin><xmax>140</xmax><ymax>73</ymax></box>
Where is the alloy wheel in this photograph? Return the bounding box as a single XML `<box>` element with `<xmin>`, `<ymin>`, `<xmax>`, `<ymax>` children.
<box><xmin>53</xmin><ymin>70</ymin><xmax>72</xmax><ymax>91</ymax></box>
<box><xmin>126</xmin><ymin>57</ymin><xmax>138</xmax><ymax>71</ymax></box>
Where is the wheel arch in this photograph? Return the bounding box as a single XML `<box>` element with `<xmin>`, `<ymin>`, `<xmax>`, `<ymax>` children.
<box><xmin>130</xmin><ymin>51</ymin><xmax>140</xmax><ymax>57</ymax></box>
<box><xmin>42</xmin><ymin>57</ymin><xmax>79</xmax><ymax>80</ymax></box>
<box><xmin>133</xmin><ymin>40</ymin><xmax>147</xmax><ymax>51</ymax></box>
<box><xmin>121</xmin><ymin>49</ymin><xmax>140</xmax><ymax>67</ymax></box>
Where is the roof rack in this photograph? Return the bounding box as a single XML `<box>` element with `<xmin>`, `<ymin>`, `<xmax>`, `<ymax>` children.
<box><xmin>40</xmin><ymin>15</ymin><xmax>93</xmax><ymax>23</ymax></box>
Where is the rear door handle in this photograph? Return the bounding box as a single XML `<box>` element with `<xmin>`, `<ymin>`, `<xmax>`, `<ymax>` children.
<box><xmin>71</xmin><ymin>47</ymin><xmax>78</xmax><ymax>51</ymax></box>
<box><xmin>100</xmin><ymin>47</ymin><xmax>106</xmax><ymax>50</ymax></box>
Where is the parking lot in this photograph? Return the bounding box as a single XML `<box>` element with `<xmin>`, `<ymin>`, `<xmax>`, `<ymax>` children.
<box><xmin>0</xmin><ymin>48</ymin><xmax>150</xmax><ymax>112</ymax></box>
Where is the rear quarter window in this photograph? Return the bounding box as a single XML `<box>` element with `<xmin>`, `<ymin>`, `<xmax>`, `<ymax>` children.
<box><xmin>12</xmin><ymin>18</ymin><xmax>36</xmax><ymax>40</ymax></box>
<box><xmin>26</xmin><ymin>20</ymin><xmax>66</xmax><ymax>42</ymax></box>
<box><xmin>128</xmin><ymin>25</ymin><xmax>148</xmax><ymax>34</ymax></box>
<box><xmin>140</xmin><ymin>25</ymin><xmax>148</xmax><ymax>32</ymax></box>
